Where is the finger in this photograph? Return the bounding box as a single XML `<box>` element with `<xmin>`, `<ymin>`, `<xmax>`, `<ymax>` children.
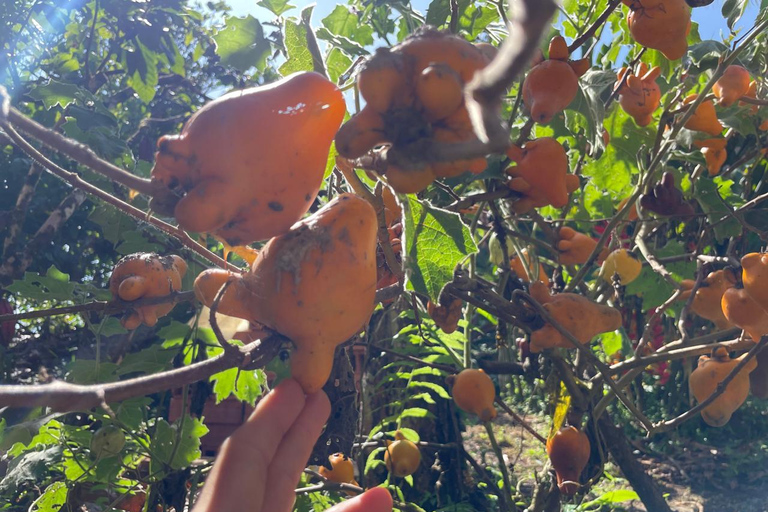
<box><xmin>261</xmin><ymin>390</ymin><xmax>331</xmax><ymax>512</ymax></box>
<box><xmin>192</xmin><ymin>378</ymin><xmax>307</xmax><ymax>512</ymax></box>
<box><xmin>327</xmin><ymin>488</ymin><xmax>394</xmax><ymax>512</ymax></box>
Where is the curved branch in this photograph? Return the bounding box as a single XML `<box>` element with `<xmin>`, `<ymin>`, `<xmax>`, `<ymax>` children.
<box><xmin>0</xmin><ymin>333</ymin><xmax>285</xmax><ymax>412</ymax></box>
<box><xmin>0</xmin><ymin>100</ymin><xmax>237</xmax><ymax>272</ymax></box>
<box><xmin>650</xmin><ymin>337</ymin><xmax>767</xmax><ymax>435</ymax></box>
<box><xmin>512</xmin><ymin>289</ymin><xmax>654</xmax><ymax>432</ymax></box>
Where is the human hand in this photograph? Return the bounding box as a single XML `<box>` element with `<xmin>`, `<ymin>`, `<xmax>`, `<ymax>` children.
<box><xmin>192</xmin><ymin>378</ymin><xmax>393</xmax><ymax>512</ymax></box>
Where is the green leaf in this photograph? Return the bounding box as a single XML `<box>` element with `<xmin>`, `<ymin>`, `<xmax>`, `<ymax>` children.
<box><xmin>91</xmin><ymin>317</ymin><xmax>127</xmax><ymax>337</ymax></box>
<box><xmin>580</xmin><ymin>489</ymin><xmax>640</xmax><ymax>507</ymax></box>
<box><xmin>408</xmin><ymin>380</ymin><xmax>451</xmax><ymax>399</ymax></box>
<box><xmin>65</xmin><ymin>360</ymin><xmax>119</xmax><ymax>385</ymax></box>
<box><xmin>7</xmin><ymin>266</ymin><xmax>78</xmax><ymax>301</ymax></box>
<box><xmin>624</xmin><ymin>240</ymin><xmax>695</xmax><ymax>311</ymax></box>
<box><xmin>149</xmin><ymin>417</ymin><xmax>209</xmax><ymax>472</ymax></box>
<box><xmin>29</xmin><ymin>482</ymin><xmax>67</xmax><ymax>512</ymax></box>
<box><xmin>61</xmin><ymin>120</ymin><xmax>131</xmax><ymax>163</ymax></box>
<box><xmin>364</xmin><ymin>447</ymin><xmax>386</xmax><ymax>474</ymax></box>
<box><xmin>113</xmin><ymin>397</ymin><xmax>152</xmax><ymax>431</ymax></box>
<box><xmin>279</xmin><ymin>8</ymin><xmax>314</xmax><ymax>76</ymax></box>
<box><xmin>258</xmin><ymin>0</ymin><xmax>295</xmax><ymax>16</ymax></box>
<box><xmin>0</xmin><ymin>446</ymin><xmax>63</xmax><ymax>493</ymax></box>
<box><xmin>116</xmin><ymin>344</ymin><xmax>177</xmax><ymax>376</ymax></box>
<box><xmin>210</xmin><ymin>367</ymin><xmax>266</xmax><ymax>405</ymax></box>
<box><xmin>7</xmin><ymin>420</ymin><xmax>62</xmax><ymax>457</ymax></box>
<box><xmin>26</xmin><ymin>81</ymin><xmax>82</xmax><ymax>109</ymax></box>
<box><xmin>426</xmin><ymin>0</ymin><xmax>451</xmax><ymax>27</ymax></box>
<box><xmin>68</xmin><ymin>104</ymin><xmax>117</xmax><ymax>130</ymax></box>
<box><xmin>404</xmin><ymin>197</ymin><xmax>478</xmax><ymax>302</ymax></box>
<box><xmin>315</xmin><ymin>28</ymin><xmax>369</xmax><ymax>57</ymax></box>
<box><xmin>213</xmin><ymin>16</ymin><xmax>272</xmax><ymax>72</ymax></box>
<box><xmin>459</xmin><ymin>4</ymin><xmax>498</xmax><ymax>39</ymax></box>
<box><xmin>399</xmin><ymin>407</ymin><xmax>433</xmax><ymax>419</ymax></box>
<box><xmin>126</xmin><ymin>41</ymin><xmax>159</xmax><ymax>103</ymax></box>
<box><xmin>571</xmin><ymin>69</ymin><xmax>616</xmax><ymax>146</ymax></box>
<box><xmin>597</xmin><ymin>330</ymin><xmax>622</xmax><ymax>357</ymax></box>
<box><xmin>326</xmin><ymin>48</ymin><xmax>352</xmax><ymax>83</ymax></box>
<box><xmin>159</xmin><ymin>321</ymin><xmax>194</xmax><ymax>348</ymax></box>
<box><xmin>694</xmin><ymin>177</ymin><xmax>742</xmax><ymax>242</ymax></box>
<box><xmin>322</xmin><ymin>6</ymin><xmax>373</xmax><ymax>45</ymax></box>
<box><xmin>722</xmin><ymin>0</ymin><xmax>749</xmax><ymax>30</ymax></box>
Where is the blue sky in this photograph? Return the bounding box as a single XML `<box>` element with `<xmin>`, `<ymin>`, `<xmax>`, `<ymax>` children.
<box><xmin>227</xmin><ymin>0</ymin><xmax>760</xmax><ymax>42</ymax></box>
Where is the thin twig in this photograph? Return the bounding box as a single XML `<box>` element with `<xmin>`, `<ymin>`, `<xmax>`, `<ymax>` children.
<box><xmin>567</xmin><ymin>0</ymin><xmax>622</xmax><ymax>54</ymax></box>
<box><xmin>0</xmin><ymin>95</ymin><xmax>236</xmax><ymax>272</ymax></box>
<box><xmin>512</xmin><ymin>289</ymin><xmax>655</xmax><ymax>432</ymax></box>
<box><xmin>494</xmin><ymin>398</ymin><xmax>547</xmax><ymax>445</ymax></box>
<box><xmin>0</xmin><ymin>291</ymin><xmax>196</xmax><ymax>323</ymax></box>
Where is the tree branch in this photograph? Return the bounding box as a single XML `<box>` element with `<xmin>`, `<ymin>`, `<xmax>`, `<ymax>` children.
<box><xmin>0</xmin><ymin>333</ymin><xmax>285</xmax><ymax>412</ymax></box>
<box><xmin>567</xmin><ymin>0</ymin><xmax>622</xmax><ymax>54</ymax></box>
<box><xmin>649</xmin><ymin>337</ymin><xmax>767</xmax><ymax>435</ymax></box>
<box><xmin>0</xmin><ymin>97</ymin><xmax>237</xmax><ymax>272</ymax></box>
<box><xmin>0</xmin><ymin>291</ymin><xmax>197</xmax><ymax>323</ymax></box>
<box><xmin>512</xmin><ymin>289</ymin><xmax>654</xmax><ymax>432</ymax></box>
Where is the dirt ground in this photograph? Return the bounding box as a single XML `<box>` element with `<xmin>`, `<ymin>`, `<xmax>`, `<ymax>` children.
<box><xmin>462</xmin><ymin>413</ymin><xmax>768</xmax><ymax>512</ymax></box>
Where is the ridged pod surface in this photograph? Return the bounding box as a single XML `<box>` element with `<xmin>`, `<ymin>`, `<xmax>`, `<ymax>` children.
<box><xmin>109</xmin><ymin>253</ymin><xmax>187</xmax><ymax>329</ymax></box>
<box><xmin>678</xmin><ymin>270</ymin><xmax>735</xmax><ymax>330</ymax></box>
<box><xmin>335</xmin><ymin>27</ymin><xmax>493</xmax><ymax>194</ymax></box>
<box><xmin>683</xmin><ymin>94</ymin><xmax>724</xmax><ymax>137</ymax></box>
<box><xmin>505</xmin><ymin>138</ymin><xmax>580</xmax><ymax>213</ymax></box>
<box><xmin>194</xmin><ymin>194</ymin><xmax>378</xmax><ymax>393</ymax></box>
<box><xmin>721</xmin><ymin>286</ymin><xmax>768</xmax><ymax>342</ymax></box>
<box><xmin>713</xmin><ymin>65</ymin><xmax>751</xmax><ymax>107</ymax></box>
<box><xmin>741</xmin><ymin>253</ymin><xmax>768</xmax><ymax>312</ymax></box>
<box><xmin>693</xmin><ymin>138</ymin><xmax>727</xmax><ymax>176</ymax></box>
<box><xmin>151</xmin><ymin>72</ymin><xmax>345</xmax><ymax>246</ymax></box>
<box><xmin>557</xmin><ymin>227</ymin><xmax>600</xmax><ymax>266</ymax></box>
<box><xmin>616</xmin><ymin>63</ymin><xmax>661</xmax><ymax>126</ymax></box>
<box><xmin>689</xmin><ymin>347</ymin><xmax>757</xmax><ymax>427</ymax></box>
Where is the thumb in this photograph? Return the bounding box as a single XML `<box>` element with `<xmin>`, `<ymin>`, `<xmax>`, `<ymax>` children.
<box><xmin>328</xmin><ymin>487</ymin><xmax>393</xmax><ymax>512</ymax></box>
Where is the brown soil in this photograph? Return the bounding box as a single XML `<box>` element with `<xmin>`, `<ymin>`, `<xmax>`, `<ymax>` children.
<box><xmin>462</xmin><ymin>412</ymin><xmax>768</xmax><ymax>512</ymax></box>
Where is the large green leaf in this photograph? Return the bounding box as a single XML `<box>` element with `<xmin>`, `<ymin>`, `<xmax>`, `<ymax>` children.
<box><xmin>404</xmin><ymin>196</ymin><xmax>477</xmax><ymax>301</ymax></box>
<box><xmin>29</xmin><ymin>481</ymin><xmax>68</xmax><ymax>512</ymax></box>
<box><xmin>125</xmin><ymin>40</ymin><xmax>159</xmax><ymax>103</ymax></box>
<box><xmin>213</xmin><ymin>16</ymin><xmax>272</xmax><ymax>72</ymax></box>
<box><xmin>279</xmin><ymin>7</ymin><xmax>315</xmax><ymax>77</ymax></box>
<box><xmin>694</xmin><ymin>177</ymin><xmax>742</xmax><ymax>242</ymax></box>
<box><xmin>210</xmin><ymin>367</ymin><xmax>267</xmax><ymax>405</ymax></box>
<box><xmin>7</xmin><ymin>266</ymin><xmax>109</xmax><ymax>302</ymax></box>
<box><xmin>321</xmin><ymin>5</ymin><xmax>373</xmax><ymax>46</ymax></box>
<box><xmin>625</xmin><ymin>240</ymin><xmax>696</xmax><ymax>311</ymax></box>
<box><xmin>0</xmin><ymin>446</ymin><xmax>63</xmax><ymax>493</ymax></box>
<box><xmin>149</xmin><ymin>417</ymin><xmax>208</xmax><ymax>472</ymax></box>
<box><xmin>26</xmin><ymin>81</ymin><xmax>83</xmax><ymax>110</ymax></box>
<box><xmin>258</xmin><ymin>0</ymin><xmax>295</xmax><ymax>16</ymax></box>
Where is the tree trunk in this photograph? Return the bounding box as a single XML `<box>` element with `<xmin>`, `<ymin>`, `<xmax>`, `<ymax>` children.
<box><xmin>597</xmin><ymin>415</ymin><xmax>672</xmax><ymax>512</ymax></box>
